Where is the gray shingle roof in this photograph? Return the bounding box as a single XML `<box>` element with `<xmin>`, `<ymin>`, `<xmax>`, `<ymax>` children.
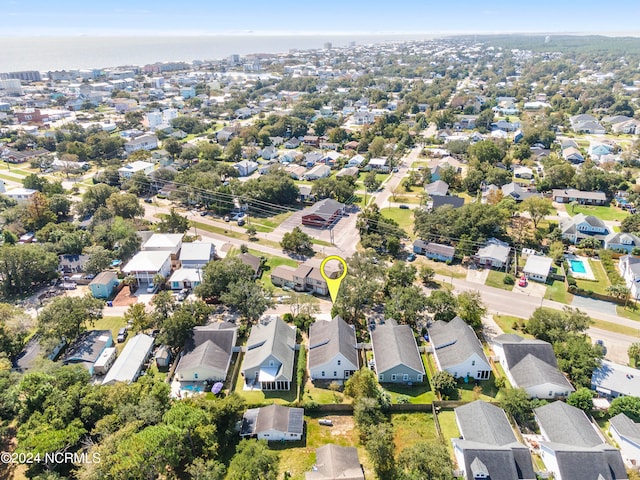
<box><xmin>509</xmin><ymin>354</ymin><xmax>574</xmax><ymax>391</ymax></box>
<box><xmin>175</xmin><ymin>323</ymin><xmax>237</xmax><ymax>377</ymax></box>
<box><xmin>244</xmin><ymin>316</ymin><xmax>296</xmax><ymax>382</ymax></box>
<box><xmin>305</xmin><ymin>199</ymin><xmax>345</xmax><ymax>219</ymax></box>
<box><xmin>241</xmin><ymin>404</ymin><xmax>304</xmax><ymax>436</ymax></box>
<box><xmin>306</xmin><ymin>444</ymin><xmax>364</xmax><ymax>480</ymax></box>
<box><xmin>534</xmin><ymin>401</ymin><xmax>602</xmax><ymax>448</ymax></box>
<box><xmin>455</xmin><ymin>401</ymin><xmax>518</xmax><ymax>446</ymax></box>
<box><xmin>308</xmin><ymin>316</ymin><xmax>359</xmax><ymax>370</ymax></box>
<box><xmin>62</xmin><ymin>330</ymin><xmax>112</xmax><ymax>364</ymax></box>
<box><xmin>370</xmin><ymin>324</ymin><xmax>424</xmax><ymax>376</ymax></box>
<box><xmin>492</xmin><ymin>334</ymin><xmax>558</xmax><ymax>368</ymax></box>
<box><xmin>610</xmin><ymin>413</ymin><xmax>640</xmax><ymax>446</ymax></box>
<box><xmin>428</xmin><ymin>316</ymin><xmax>489</xmax><ymax>370</ymax></box>
<box><xmin>540</xmin><ymin>443</ymin><xmax>627</xmax><ymax>480</ymax></box>
<box><xmin>451</xmin><ymin>440</ymin><xmax>535</xmax><ymax>480</ymax></box>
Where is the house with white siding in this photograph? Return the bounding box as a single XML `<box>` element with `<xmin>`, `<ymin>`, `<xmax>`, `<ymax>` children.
<box><xmin>308</xmin><ymin>316</ymin><xmax>359</xmax><ymax>381</ymax></box>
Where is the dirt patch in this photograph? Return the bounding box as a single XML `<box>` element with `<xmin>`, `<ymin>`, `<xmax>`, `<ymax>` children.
<box><xmin>112</xmin><ymin>286</ymin><xmax>139</xmax><ymax>307</ymax></box>
<box><xmin>318</xmin><ymin>415</ymin><xmax>355</xmax><ymax>437</ymax></box>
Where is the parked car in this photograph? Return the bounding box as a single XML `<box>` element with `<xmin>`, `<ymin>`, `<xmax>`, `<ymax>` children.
<box><xmin>177</xmin><ymin>288</ymin><xmax>190</xmax><ymax>301</ymax></box>
<box><xmin>518</xmin><ymin>276</ymin><xmax>527</xmax><ymax>287</ymax></box>
<box><xmin>147</xmin><ymin>283</ymin><xmax>157</xmax><ymax>294</ymax></box>
<box><xmin>224</xmin><ymin>215</ymin><xmax>230</xmax><ymax>222</ymax></box>
<box><xmin>200</xmin><ymin>211</ymin><xmax>208</xmax><ymax>216</ymax></box>
<box><xmin>237</xmin><ymin>218</ymin><xmax>246</xmax><ymax>226</ymax></box>
<box><xmin>399</xmin><ymin>204</ymin><xmax>409</xmax><ymax>209</ymax></box>
<box><xmin>407</xmin><ymin>253</ymin><xmax>416</xmax><ymax>262</ymax></box>
<box><xmin>596</xmin><ymin>339</ymin><xmax>607</xmax><ymax>354</ymax></box>
<box><xmin>117</xmin><ymin>327</ymin><xmax>128</xmax><ymax>343</ymax></box>
<box><xmin>144</xmin><ymin>198</ymin><xmax>153</xmax><ymax>203</ymax></box>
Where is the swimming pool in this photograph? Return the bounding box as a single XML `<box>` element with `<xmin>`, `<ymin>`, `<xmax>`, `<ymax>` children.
<box><xmin>182</xmin><ymin>384</ymin><xmax>203</xmax><ymax>392</ymax></box>
<box><xmin>570</xmin><ymin>259</ymin><xmax>587</xmax><ymax>274</ymax></box>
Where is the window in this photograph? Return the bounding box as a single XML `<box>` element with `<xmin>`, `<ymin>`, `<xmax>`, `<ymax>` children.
<box><xmin>269</xmin><ymin>360</ymin><xmax>274</xmax><ymax>367</ymax></box>
<box><xmin>417</xmin><ymin>374</ymin><xmax>423</xmax><ymax>382</ymax></box>
<box><xmin>333</xmin><ymin>371</ymin><xmax>337</xmax><ymax>377</ymax></box>
<box><xmin>321</xmin><ymin>371</ymin><xmax>325</xmax><ymax>377</ymax></box>
<box><xmin>391</xmin><ymin>374</ymin><xmax>397</xmax><ymax>381</ymax></box>
<box><xmin>194</xmin><ymin>373</ymin><xmax>198</xmax><ymax>379</ymax></box>
<box><xmin>403</xmin><ymin>374</ymin><xmax>409</xmax><ymax>381</ymax></box>
<box><xmin>337</xmin><ymin>360</ymin><xmax>341</xmax><ymax>366</ymax></box>
<box><xmin>471</xmin><ymin>360</ymin><xmax>475</xmax><ymax>366</ymax></box>
<box><xmin>379</xmin><ymin>374</ymin><xmax>384</xmax><ymax>381</ymax></box>
<box><xmin>549</xmin><ymin>391</ymin><xmax>553</xmax><ymax>397</ymax></box>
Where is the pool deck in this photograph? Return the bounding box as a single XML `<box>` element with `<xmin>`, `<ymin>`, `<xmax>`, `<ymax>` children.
<box><xmin>566</xmin><ymin>254</ymin><xmax>596</xmax><ymax>281</ymax></box>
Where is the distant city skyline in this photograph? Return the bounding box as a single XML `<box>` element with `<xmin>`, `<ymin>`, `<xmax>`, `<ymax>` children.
<box><xmin>2</xmin><ymin>0</ymin><xmax>640</xmax><ymax>37</ymax></box>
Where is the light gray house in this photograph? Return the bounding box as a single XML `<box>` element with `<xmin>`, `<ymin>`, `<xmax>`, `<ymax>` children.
<box><xmin>233</xmin><ymin>160</ymin><xmax>259</xmax><ymax>177</ymax></box>
<box><xmin>591</xmin><ymin>360</ymin><xmax>640</xmax><ymax>399</ymax></box>
<box><xmin>308</xmin><ymin>315</ymin><xmax>359</xmax><ymax>381</ymax></box>
<box><xmin>102</xmin><ymin>334</ymin><xmax>154</xmax><ymax>386</ymax></box>
<box><xmin>552</xmin><ymin>189</ymin><xmax>607</xmax><ymax>205</ymax></box>
<box><xmin>179</xmin><ymin>242</ymin><xmax>215</xmax><ymax>269</ymax></box>
<box><xmin>370</xmin><ymin>323</ymin><xmax>424</xmax><ymax>383</ymax></box>
<box><xmin>62</xmin><ymin>330</ymin><xmax>113</xmax><ymax>375</ymax></box>
<box><xmin>534</xmin><ymin>401</ymin><xmax>627</xmax><ymax>480</ymax></box>
<box><xmin>306</xmin><ymin>444</ymin><xmax>365</xmax><ymax>480</ymax></box>
<box><xmin>452</xmin><ymin>401</ymin><xmax>535</xmax><ymax>480</ymax></box>
<box><xmin>605</xmin><ymin>232</ymin><xmax>640</xmax><ymax>253</ymax></box>
<box><xmin>522</xmin><ymin>255</ymin><xmax>553</xmax><ymax>283</ymax></box>
<box><xmin>609</xmin><ymin>413</ymin><xmax>640</xmax><ymax>468</ymax></box>
<box><xmin>242</xmin><ymin>315</ymin><xmax>296</xmax><ymax>390</ymax></box>
<box><xmin>491</xmin><ymin>334</ymin><xmax>574</xmax><ymax>399</ymax></box>
<box><xmin>428</xmin><ymin>316</ymin><xmax>491</xmax><ymax>380</ymax></box>
<box><xmin>425</xmin><ymin>180</ymin><xmax>449</xmax><ymax>197</ymax></box>
<box><xmin>559</xmin><ymin>214</ymin><xmax>609</xmax><ymax>244</ymax></box>
<box><xmin>174</xmin><ymin>322</ymin><xmax>237</xmax><ymax>382</ymax></box>
<box><xmin>240</xmin><ymin>404</ymin><xmax>304</xmax><ymax>441</ymax></box>
<box><xmin>473</xmin><ymin>238</ymin><xmax>511</xmax><ymax>270</ymax></box>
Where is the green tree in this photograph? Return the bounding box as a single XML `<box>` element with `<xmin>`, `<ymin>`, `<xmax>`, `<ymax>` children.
<box><xmin>609</xmin><ymin>396</ymin><xmax>640</xmax><ymax>422</ymax></box>
<box><xmin>333</xmin><ymin>252</ymin><xmax>384</xmax><ymax>323</ymax></box>
<box><xmin>384</xmin><ymin>285</ymin><xmax>428</xmax><ymax>327</ymax></box>
<box><xmin>457</xmin><ymin>291</ymin><xmax>487</xmax><ymax>332</ymax></box>
<box><xmin>385</xmin><ymin>261</ymin><xmax>417</xmax><ymax>291</ymax></box>
<box><xmin>431</xmin><ymin>371</ymin><xmax>457</xmax><ymax>398</ymax></box>
<box><xmin>397</xmin><ymin>441</ymin><xmax>454</xmax><ymax>480</ymax></box>
<box><xmin>426</xmin><ymin>290</ymin><xmax>458</xmax><ymax>322</ymax></box>
<box><xmin>419</xmin><ymin>265</ymin><xmax>435</xmax><ymax>284</ymax></box>
<box><xmin>567</xmin><ymin>387</ymin><xmax>594</xmax><ymax>413</ymax></box>
<box><xmin>526</xmin><ymin>307</ymin><xmax>592</xmax><ymax>344</ymax></box>
<box><xmin>363</xmin><ymin>171</ymin><xmax>381</xmax><ymax>192</ymax></box>
<box><xmin>628</xmin><ymin>342</ymin><xmax>640</xmax><ymax>366</ymax></box>
<box><xmin>220</xmin><ymin>279</ymin><xmax>272</xmax><ymax>323</ymax></box>
<box><xmin>344</xmin><ymin>368</ymin><xmax>381</xmax><ymax>401</ymax></box>
<box><xmin>0</xmin><ymin>303</ymin><xmax>30</xmax><ymax>358</ymax></box>
<box><xmin>226</xmin><ymin>440</ymin><xmax>279</xmax><ymax>480</ymax></box>
<box><xmin>554</xmin><ymin>336</ymin><xmax>604</xmax><ymax>388</ymax></box>
<box><xmin>368</xmin><ymin>136</ymin><xmax>386</xmax><ymax>158</ymax></box>
<box><xmin>500</xmin><ymin>387</ymin><xmax>534</xmax><ymax>427</ymax></box>
<box><xmin>196</xmin><ymin>257</ymin><xmax>254</xmax><ymax>300</ymax></box>
<box><xmin>163</xmin><ymin>137</ymin><xmax>183</xmax><ymax>159</ymax></box>
<box><xmin>521</xmin><ymin>196</ymin><xmax>553</xmax><ymax>229</ymax></box>
<box><xmin>280</xmin><ymin>227</ymin><xmax>314</xmax><ymax>256</ymax></box>
<box><xmin>124</xmin><ymin>303</ymin><xmax>152</xmax><ymax>334</ymax></box>
<box><xmin>37</xmin><ymin>295</ymin><xmax>104</xmax><ymax>348</ymax></box>
<box><xmin>78</xmin><ymin>184</ymin><xmax>119</xmax><ymax>216</ymax></box>
<box><xmin>225</xmin><ymin>138</ymin><xmax>243</xmax><ymax>162</ymax></box>
<box><xmin>0</xmin><ymin>244</ymin><xmax>58</xmax><ymax>295</ymax></box>
<box><xmin>365</xmin><ymin>422</ymin><xmax>396</xmax><ymax>480</ymax></box>
<box><xmin>83</xmin><ymin>245</ymin><xmax>112</xmax><ymax>275</ymax></box>
<box><xmin>106</xmin><ymin>192</ymin><xmax>144</xmax><ymax>219</ymax></box>
<box><xmin>157</xmin><ymin>208</ymin><xmax>190</xmax><ymax>233</ymax></box>
<box><xmin>475</xmin><ymin>108</ymin><xmax>495</xmax><ymax>133</ymax></box>
<box><xmin>468</xmin><ymin>139</ymin><xmax>504</xmax><ymax>165</ymax></box>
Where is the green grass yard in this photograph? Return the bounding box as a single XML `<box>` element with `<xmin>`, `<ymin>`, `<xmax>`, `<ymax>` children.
<box><xmin>383</xmin><ymin>382</ymin><xmax>436</xmax><ymax>404</ymax></box>
<box><xmin>485</xmin><ymin>270</ymin><xmax>514</xmax><ymax>291</ymax></box>
<box><xmin>574</xmin><ymin>259</ymin><xmax>610</xmax><ymax>295</ymax></box>
<box><xmin>493</xmin><ymin>314</ymin><xmax>531</xmax><ymax>337</ymax></box>
<box><xmin>545</xmin><ymin>279</ymin><xmax>573</xmax><ymax>304</ymax></box>
<box><xmin>381</xmin><ymin>207</ymin><xmax>414</xmax><ymax>233</ymax></box>
<box><xmin>436</xmin><ymin>410</ymin><xmax>460</xmax><ymax>453</ymax></box>
<box><xmin>391</xmin><ymin>412</ymin><xmax>437</xmax><ymax>451</ymax></box>
<box><xmin>567</xmin><ymin>205</ymin><xmax>628</xmax><ymax>221</ymax></box>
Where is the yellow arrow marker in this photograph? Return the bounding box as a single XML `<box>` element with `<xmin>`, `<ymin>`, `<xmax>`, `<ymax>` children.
<box><xmin>320</xmin><ymin>255</ymin><xmax>348</xmax><ymax>303</ymax></box>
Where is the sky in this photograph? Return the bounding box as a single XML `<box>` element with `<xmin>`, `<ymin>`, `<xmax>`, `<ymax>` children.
<box><xmin>2</xmin><ymin>0</ymin><xmax>640</xmax><ymax>36</ymax></box>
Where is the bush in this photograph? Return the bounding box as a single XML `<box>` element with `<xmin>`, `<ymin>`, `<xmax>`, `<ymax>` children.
<box><xmin>503</xmin><ymin>274</ymin><xmax>515</xmax><ymax>285</ymax></box>
<box><xmin>494</xmin><ymin>376</ymin><xmax>506</xmax><ymax>389</ymax></box>
<box><xmin>396</xmin><ymin>395</ymin><xmax>410</xmax><ymax>404</ymax></box>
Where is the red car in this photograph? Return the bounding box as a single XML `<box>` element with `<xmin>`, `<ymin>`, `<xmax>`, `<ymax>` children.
<box><xmin>518</xmin><ymin>276</ymin><xmax>527</xmax><ymax>287</ymax></box>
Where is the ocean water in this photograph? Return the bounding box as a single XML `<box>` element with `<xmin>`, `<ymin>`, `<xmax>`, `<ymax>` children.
<box><xmin>0</xmin><ymin>34</ymin><xmax>437</xmax><ymax>72</ymax></box>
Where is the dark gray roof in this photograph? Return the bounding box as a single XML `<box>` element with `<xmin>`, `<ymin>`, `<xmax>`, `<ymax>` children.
<box><xmin>90</xmin><ymin>271</ymin><xmax>118</xmax><ymax>285</ymax></box>
<box><xmin>304</xmin><ymin>199</ymin><xmax>345</xmax><ymax>219</ymax></box>
<box><xmin>509</xmin><ymin>354</ymin><xmax>574</xmax><ymax>391</ymax></box>
<box><xmin>492</xmin><ymin>334</ymin><xmax>558</xmax><ymax>369</ymax></box>
<box><xmin>239</xmin><ymin>252</ymin><xmax>261</xmax><ymax>275</ymax></box>
<box><xmin>552</xmin><ymin>189</ymin><xmax>607</xmax><ymax>201</ymax></box>
<box><xmin>370</xmin><ymin>324</ymin><xmax>424</xmax><ymax>376</ymax></box>
<box><xmin>241</xmin><ymin>404</ymin><xmax>304</xmax><ymax>436</ymax></box>
<box><xmin>244</xmin><ymin>316</ymin><xmax>296</xmax><ymax>382</ymax></box>
<box><xmin>306</xmin><ymin>444</ymin><xmax>364</xmax><ymax>480</ymax></box>
<box><xmin>428</xmin><ymin>316</ymin><xmax>489</xmax><ymax>370</ymax></box>
<box><xmin>606</xmin><ymin>231</ymin><xmax>640</xmax><ymax>247</ymax></box>
<box><xmin>540</xmin><ymin>443</ymin><xmax>627</xmax><ymax>480</ymax></box>
<box><xmin>426</xmin><ymin>180</ymin><xmax>449</xmax><ymax>196</ymax></box>
<box><xmin>426</xmin><ymin>242</ymin><xmax>455</xmax><ymax>257</ymax></box>
<box><xmin>431</xmin><ymin>195</ymin><xmax>464</xmax><ymax>209</ymax></box>
<box><xmin>501</xmin><ymin>182</ymin><xmax>539</xmax><ymax>201</ymax></box>
<box><xmin>610</xmin><ymin>413</ymin><xmax>640</xmax><ymax>445</ymax></box>
<box><xmin>175</xmin><ymin>323</ymin><xmax>237</xmax><ymax>377</ymax></box>
<box><xmin>456</xmin><ymin>401</ymin><xmax>518</xmax><ymax>445</ymax></box>
<box><xmin>308</xmin><ymin>316</ymin><xmax>359</xmax><ymax>370</ymax></box>
<box><xmin>451</xmin><ymin>440</ymin><xmax>535</xmax><ymax>480</ymax></box>
<box><xmin>534</xmin><ymin>401</ymin><xmax>603</xmax><ymax>448</ymax></box>
<box><xmin>62</xmin><ymin>330</ymin><xmax>112</xmax><ymax>365</ymax></box>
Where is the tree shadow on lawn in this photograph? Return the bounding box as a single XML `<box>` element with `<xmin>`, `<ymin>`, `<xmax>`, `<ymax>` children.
<box><xmin>447</xmin><ymin>376</ymin><xmax>500</xmax><ymax>401</ymax></box>
<box><xmin>382</xmin><ymin>382</ymin><xmax>434</xmax><ymax>401</ymax></box>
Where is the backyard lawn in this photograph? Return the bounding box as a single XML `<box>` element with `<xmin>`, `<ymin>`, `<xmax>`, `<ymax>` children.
<box><xmin>574</xmin><ymin>259</ymin><xmax>610</xmax><ymax>295</ymax></box>
<box><xmin>381</xmin><ymin>207</ymin><xmax>414</xmax><ymax>233</ymax></box>
<box><xmin>485</xmin><ymin>270</ymin><xmax>514</xmax><ymax>291</ymax></box>
<box><xmin>436</xmin><ymin>409</ymin><xmax>460</xmax><ymax>454</ymax></box>
<box><xmin>492</xmin><ymin>314</ymin><xmax>531</xmax><ymax>336</ymax></box>
<box><xmin>567</xmin><ymin>205</ymin><xmax>628</xmax><ymax>221</ymax></box>
<box><xmin>391</xmin><ymin>412</ymin><xmax>438</xmax><ymax>451</ymax></box>
<box><xmin>383</xmin><ymin>382</ymin><xmax>436</xmax><ymax>404</ymax></box>
<box><xmin>545</xmin><ymin>279</ymin><xmax>573</xmax><ymax>304</ymax></box>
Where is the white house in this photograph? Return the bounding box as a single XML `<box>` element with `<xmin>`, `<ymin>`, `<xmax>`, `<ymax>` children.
<box><xmin>179</xmin><ymin>242</ymin><xmax>215</xmax><ymax>268</ymax></box>
<box><xmin>240</xmin><ymin>404</ymin><xmax>304</xmax><ymax>441</ymax></box>
<box><xmin>168</xmin><ymin>268</ymin><xmax>202</xmax><ymax>290</ymax></box>
<box><xmin>122</xmin><ymin>250</ymin><xmax>172</xmax><ymax>284</ymax></box>
<box><xmin>4</xmin><ymin>187</ymin><xmax>37</xmax><ymax>204</ymax></box>
<box><xmin>233</xmin><ymin>160</ymin><xmax>259</xmax><ymax>177</ymax></box>
<box><xmin>308</xmin><ymin>316</ymin><xmax>359</xmax><ymax>381</ymax></box>
<box><xmin>118</xmin><ymin>160</ymin><xmax>155</xmax><ymax>179</ymax></box>
<box><xmin>303</xmin><ymin>164</ymin><xmax>331</xmax><ymax>181</ymax></box>
<box><xmin>514</xmin><ymin>166</ymin><xmax>534</xmax><ymax>179</ymax></box>
<box><xmin>428</xmin><ymin>316</ymin><xmax>491</xmax><ymax>380</ymax></box>
<box><xmin>124</xmin><ymin>133</ymin><xmax>158</xmax><ymax>153</ymax></box>
<box><xmin>347</xmin><ymin>154</ymin><xmax>365</xmax><ymax>167</ymax></box>
<box><xmin>591</xmin><ymin>360</ymin><xmax>640</xmax><ymax>399</ymax></box>
<box><xmin>559</xmin><ymin>214</ymin><xmax>609</xmax><ymax>244</ymax></box>
<box><xmin>620</xmin><ymin>255</ymin><xmax>640</xmax><ymax>300</ymax></box>
<box><xmin>473</xmin><ymin>238</ymin><xmax>511</xmax><ymax>270</ymax></box>
<box><xmin>491</xmin><ymin>334</ymin><xmax>574</xmax><ymax>399</ymax></box>
<box><xmin>102</xmin><ymin>334</ymin><xmax>154</xmax><ymax>386</ymax></box>
<box><xmin>609</xmin><ymin>413</ymin><xmax>640</xmax><ymax>468</ymax></box>
<box><xmin>523</xmin><ymin>255</ymin><xmax>553</xmax><ymax>283</ymax></box>
<box><xmin>142</xmin><ymin>233</ymin><xmax>183</xmax><ymax>257</ymax></box>
<box><xmin>368</xmin><ymin>157</ymin><xmax>388</xmax><ymax>172</ymax></box>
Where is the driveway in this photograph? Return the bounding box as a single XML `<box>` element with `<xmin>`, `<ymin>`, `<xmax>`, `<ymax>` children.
<box><xmin>512</xmin><ymin>281</ymin><xmax>546</xmax><ymax>298</ymax></box>
<box><xmin>466</xmin><ymin>268</ymin><xmax>489</xmax><ymax>285</ymax></box>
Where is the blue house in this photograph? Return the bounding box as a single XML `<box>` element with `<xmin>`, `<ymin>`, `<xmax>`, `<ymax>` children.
<box><xmin>89</xmin><ymin>271</ymin><xmax>120</xmax><ymax>299</ymax></box>
<box><xmin>605</xmin><ymin>231</ymin><xmax>640</xmax><ymax>253</ymax></box>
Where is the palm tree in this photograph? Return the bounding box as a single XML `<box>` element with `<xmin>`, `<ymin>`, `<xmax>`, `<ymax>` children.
<box><xmin>153</xmin><ymin>274</ymin><xmax>166</xmax><ymax>291</ymax></box>
<box><xmin>123</xmin><ymin>275</ymin><xmax>137</xmax><ymax>294</ymax></box>
<box><xmin>628</xmin><ymin>342</ymin><xmax>640</xmax><ymax>367</ymax></box>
